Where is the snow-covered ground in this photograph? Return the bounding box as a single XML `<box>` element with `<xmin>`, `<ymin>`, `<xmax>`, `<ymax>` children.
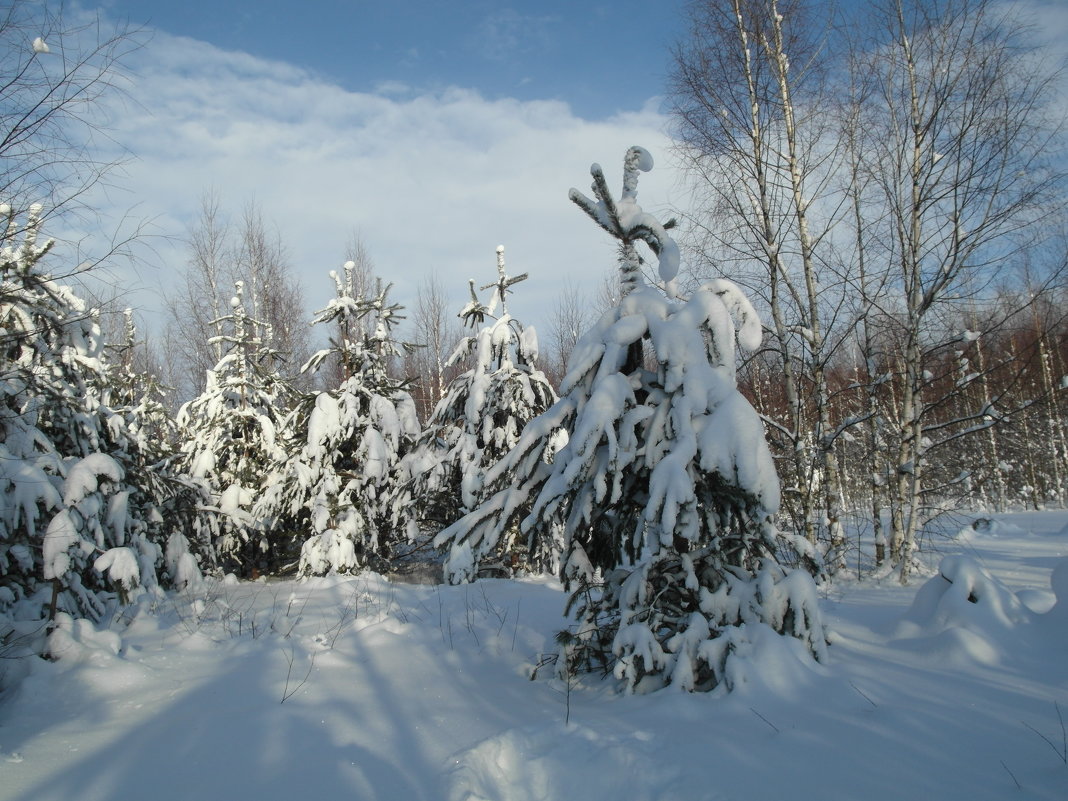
<box><xmin>1</xmin><ymin>511</ymin><xmax>1066</xmax><ymax>801</ymax></box>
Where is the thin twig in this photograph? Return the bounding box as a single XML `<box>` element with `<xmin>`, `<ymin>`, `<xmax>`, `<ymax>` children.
<box><xmin>1023</xmin><ymin>701</ymin><xmax>1068</xmax><ymax>765</ymax></box>
<box><xmin>565</xmin><ymin>669</ymin><xmax>572</xmax><ymax>727</ymax></box>
<box><xmin>750</xmin><ymin>707</ymin><xmax>780</xmax><ymax>734</ymax></box>
<box><xmin>280</xmin><ymin>645</ymin><xmax>316</xmax><ymax>704</ymax></box>
<box><xmin>1059</xmin><ymin>701</ymin><xmax>1066</xmax><ymax>764</ymax></box>
<box><xmin>850</xmin><ymin>681</ymin><xmax>877</xmax><ymax>707</ymax></box>
<box><xmin>511</xmin><ymin>599</ymin><xmax>521</xmax><ymax>652</ymax></box>
<box><xmin>1000</xmin><ymin>760</ymin><xmax>1021</xmax><ymax>790</ymax></box>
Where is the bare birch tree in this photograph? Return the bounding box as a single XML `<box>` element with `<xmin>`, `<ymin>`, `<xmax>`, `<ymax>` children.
<box><xmin>544</xmin><ymin>279</ymin><xmax>591</xmax><ymax>387</ymax></box>
<box><xmin>849</xmin><ymin>0</ymin><xmax>1064</xmax><ymax>580</ymax></box>
<box><xmin>672</xmin><ymin>0</ymin><xmax>1066</xmax><ymax>580</ymax></box>
<box><xmin>670</xmin><ymin>0</ymin><xmax>852</xmax><ymax>567</ymax></box>
<box><xmin>405</xmin><ymin>273</ymin><xmax>464</xmax><ymax>421</ymax></box>
<box><xmin>164</xmin><ymin>194</ymin><xmax>309</xmax><ymax>402</ymax></box>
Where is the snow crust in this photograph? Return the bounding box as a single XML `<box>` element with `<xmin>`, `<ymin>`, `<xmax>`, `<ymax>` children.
<box><xmin>1</xmin><ymin>512</ymin><xmax>1065</xmax><ymax>801</ymax></box>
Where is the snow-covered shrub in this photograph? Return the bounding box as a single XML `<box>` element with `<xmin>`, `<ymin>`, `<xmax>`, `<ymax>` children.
<box><xmin>410</xmin><ymin>246</ymin><xmax>558</xmax><ymax>574</ymax></box>
<box><xmin>438</xmin><ymin>147</ymin><xmax>824</xmax><ymax>692</ymax></box>
<box><xmin>564</xmin><ymin>550</ymin><xmax>825</xmax><ymax>692</ymax></box>
<box><xmin>258</xmin><ymin>267</ymin><xmax>419</xmax><ymax>576</ymax></box>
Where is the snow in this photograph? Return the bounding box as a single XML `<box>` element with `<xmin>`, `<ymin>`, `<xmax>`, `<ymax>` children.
<box><xmin>61</xmin><ymin>454</ymin><xmax>123</xmax><ymax>507</ymax></box>
<box><xmin>2</xmin><ymin>510</ymin><xmax>1065</xmax><ymax>801</ymax></box>
<box><xmin>93</xmin><ymin>547</ymin><xmax>141</xmax><ymax>594</ymax></box>
<box><xmin>306</xmin><ymin>392</ymin><xmax>340</xmax><ymax>450</ymax></box>
<box><xmin>41</xmin><ymin>510</ymin><xmax>78</xmax><ymax>580</ymax></box>
<box><xmin>0</xmin><ymin>454</ymin><xmax>61</xmax><ymax>536</ymax></box>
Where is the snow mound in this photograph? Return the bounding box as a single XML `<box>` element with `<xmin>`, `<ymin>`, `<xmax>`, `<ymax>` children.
<box><xmin>447</xmin><ymin>723</ymin><xmax>710</xmax><ymax>801</ymax></box>
<box><xmin>894</xmin><ymin>555</ymin><xmax>1033</xmax><ymax>665</ymax></box>
<box><xmin>47</xmin><ymin>613</ymin><xmax>122</xmax><ymax>662</ymax></box>
<box><xmin>697</xmin><ymin>621</ymin><xmax>826</xmax><ymax>697</ymax></box>
<box><xmin>901</xmin><ymin>556</ymin><xmax>1031</xmax><ymax>632</ymax></box>
<box><xmin>959</xmin><ymin>517</ymin><xmax>1030</xmax><ymax>539</ymax></box>
<box><xmin>44</xmin><ymin>613</ymin><xmax>149</xmax><ymax>693</ymax></box>
<box><xmin>1041</xmin><ymin>557</ymin><xmax>1068</xmax><ymax>624</ymax></box>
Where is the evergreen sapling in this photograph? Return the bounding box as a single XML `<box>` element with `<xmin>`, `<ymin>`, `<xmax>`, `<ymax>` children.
<box><xmin>177</xmin><ymin>281</ymin><xmax>290</xmax><ymax>577</ymax></box>
<box><xmin>411</xmin><ymin>246</ymin><xmax>558</xmax><ymax>576</ymax></box>
<box><xmin>258</xmin><ymin>264</ymin><xmax>420</xmax><ymax>576</ymax></box>
<box><xmin>438</xmin><ymin>147</ymin><xmax>825</xmax><ymax>692</ymax></box>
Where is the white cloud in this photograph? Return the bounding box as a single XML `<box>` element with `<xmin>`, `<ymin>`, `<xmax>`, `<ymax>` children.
<box><xmin>76</xmin><ymin>28</ymin><xmax>683</xmax><ymax>343</ymax></box>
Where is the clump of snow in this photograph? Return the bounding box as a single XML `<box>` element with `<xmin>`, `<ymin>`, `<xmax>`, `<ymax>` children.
<box><xmin>62</xmin><ymin>454</ymin><xmax>123</xmax><ymax>506</ymax></box>
<box><xmin>93</xmin><ymin>547</ymin><xmax>140</xmax><ymax>598</ymax></box>
<box><xmin>447</xmin><ymin>540</ymin><xmax>476</xmax><ymax>584</ymax></box>
<box><xmin>299</xmin><ymin>529</ymin><xmax>358</xmax><ymax>576</ymax></box>
<box><xmin>41</xmin><ymin>510</ymin><xmax>78</xmax><ymax>581</ymax></box>
<box><xmin>165</xmin><ymin>533</ymin><xmax>202</xmax><ymax>590</ymax></box>
<box><xmin>46</xmin><ymin>613</ymin><xmax>122</xmax><ymax>664</ymax></box>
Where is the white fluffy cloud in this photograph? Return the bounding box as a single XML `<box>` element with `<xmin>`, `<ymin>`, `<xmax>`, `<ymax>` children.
<box><xmin>80</xmin><ymin>29</ymin><xmax>684</xmax><ymax>341</ymax></box>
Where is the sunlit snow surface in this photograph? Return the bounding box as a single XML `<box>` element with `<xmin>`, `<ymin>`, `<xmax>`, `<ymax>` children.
<box><xmin>1</xmin><ymin>512</ymin><xmax>1066</xmax><ymax>801</ymax></box>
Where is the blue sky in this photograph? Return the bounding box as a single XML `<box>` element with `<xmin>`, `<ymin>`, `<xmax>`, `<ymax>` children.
<box><xmin>73</xmin><ymin>0</ymin><xmax>690</xmax><ymax>340</ymax></box>
<box><xmin>102</xmin><ymin>0</ymin><xmax>687</xmax><ymax>118</ymax></box>
<box><xmin>50</xmin><ymin>0</ymin><xmax>1068</xmax><ymax>349</ymax></box>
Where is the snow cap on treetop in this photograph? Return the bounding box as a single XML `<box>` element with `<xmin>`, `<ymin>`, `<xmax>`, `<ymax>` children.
<box><xmin>569</xmin><ymin>146</ymin><xmax>680</xmax><ymax>293</ymax></box>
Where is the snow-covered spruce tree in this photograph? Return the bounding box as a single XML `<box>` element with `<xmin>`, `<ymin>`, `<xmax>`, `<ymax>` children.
<box><xmin>437</xmin><ymin>147</ymin><xmax>825</xmax><ymax>692</ymax></box>
<box><xmin>257</xmin><ymin>265</ymin><xmax>419</xmax><ymax>576</ymax></box>
<box><xmin>176</xmin><ymin>281</ymin><xmax>289</xmax><ymax>577</ymax></box>
<box><xmin>408</xmin><ymin>246</ymin><xmax>559</xmax><ymax>575</ymax></box>
<box><xmin>103</xmin><ymin>310</ymin><xmax>210</xmax><ymax>589</ymax></box>
<box><xmin>0</xmin><ymin>206</ymin><xmax>201</xmax><ymax>627</ymax></box>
